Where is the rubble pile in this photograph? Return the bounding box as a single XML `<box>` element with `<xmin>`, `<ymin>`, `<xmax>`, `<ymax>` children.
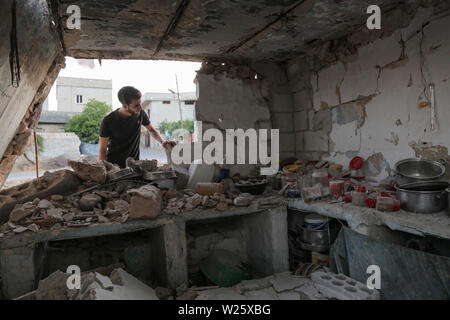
<box><xmin>24</xmin><ymin>267</ymin><xmax>159</xmax><ymax>300</ymax></box>
<box><xmin>175</xmin><ymin>269</ymin><xmax>380</xmax><ymax>301</ymax></box>
<box><xmin>0</xmin><ymin>159</ymin><xmax>285</xmax><ymax>237</ymax></box>
<box><xmin>163</xmin><ymin>189</ymin><xmax>234</xmax><ymax>215</ymax></box>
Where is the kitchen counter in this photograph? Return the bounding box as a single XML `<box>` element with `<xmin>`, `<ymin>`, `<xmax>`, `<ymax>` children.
<box><xmin>288</xmin><ymin>199</ymin><xmax>450</xmax><ymax>240</ymax></box>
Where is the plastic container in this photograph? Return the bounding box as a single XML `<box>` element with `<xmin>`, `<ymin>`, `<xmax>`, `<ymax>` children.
<box><xmin>365</xmin><ymin>196</ymin><xmax>377</xmax><ymax>208</ymax></box>
<box><xmin>304</xmin><ymin>214</ymin><xmax>328</xmax><ymax>231</ymax></box>
<box><xmin>376</xmin><ymin>196</ymin><xmax>395</xmax><ymax>211</ymax></box>
<box><xmin>329</xmin><ymin>180</ymin><xmax>344</xmax><ymax>199</ymax></box>
<box><xmin>312</xmin><ymin>169</ymin><xmax>330</xmax><ymax>197</ymax></box>
<box><xmin>311</xmin><ymin>252</ymin><xmax>330</xmax><ymax>266</ymax></box>
<box><xmin>344</xmin><ymin>192</ymin><xmax>352</xmax><ymax>203</ymax></box>
<box><xmin>351</xmin><ymin>191</ymin><xmax>367</xmax><ymax>206</ymax></box>
<box><xmin>194</xmin><ymin>182</ymin><xmax>224</xmax><ymax>195</ymax></box>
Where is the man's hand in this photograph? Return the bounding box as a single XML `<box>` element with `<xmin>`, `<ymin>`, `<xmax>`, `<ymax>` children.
<box><xmin>162</xmin><ymin>140</ymin><xmax>177</xmax><ymax>149</ymax></box>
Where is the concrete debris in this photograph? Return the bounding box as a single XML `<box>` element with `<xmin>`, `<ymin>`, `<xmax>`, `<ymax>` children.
<box><xmin>1</xmin><ymin>168</ymin><xmax>277</xmax><ymax>234</ymax></box>
<box><xmin>68</xmin><ymin>159</ymin><xmax>107</xmax><ymax>184</ymax></box>
<box><xmin>155</xmin><ymin>287</ymin><xmax>173</xmax><ymax>300</ymax></box>
<box><xmin>98</xmin><ymin>215</ymin><xmax>110</xmax><ymax>223</ymax></box>
<box><xmin>27</xmin><ymin>223</ymin><xmax>39</xmax><ymax>232</ymax></box>
<box><xmin>177</xmin><ymin>289</ymin><xmax>199</xmax><ymax>300</ymax></box>
<box><xmin>215</xmin><ymin>201</ymin><xmax>229</xmax><ymax>211</ymax></box>
<box><xmin>13</xmin><ymin>226</ymin><xmax>28</xmax><ymax>233</ymax></box>
<box><xmin>105</xmin><ymin>199</ymin><xmax>130</xmax><ymax>214</ymax></box>
<box><xmin>50</xmin><ymin>194</ymin><xmax>64</xmax><ymax>201</ymax></box>
<box><xmin>233</xmin><ymin>195</ymin><xmax>251</xmax><ymax>206</ymax></box>
<box><xmin>37</xmin><ymin>199</ymin><xmax>53</xmax><ymax>209</ymax></box>
<box><xmin>128</xmin><ymin>185</ymin><xmax>163</xmax><ymax>219</ymax></box>
<box><xmin>0</xmin><ymin>169</ymin><xmax>81</xmax><ymax>222</ymax></box>
<box><xmin>33</xmin><ymin>268</ymin><xmax>158</xmax><ymax>300</ymax></box>
<box><xmin>36</xmin><ymin>270</ymin><xmax>69</xmax><ymax>300</ymax></box>
<box><xmin>270</xmin><ymin>272</ymin><xmax>310</xmax><ymax>292</ymax></box>
<box><xmin>8</xmin><ymin>202</ymin><xmax>37</xmax><ymax>223</ymax></box>
<box><xmin>46</xmin><ymin>208</ymin><xmax>64</xmax><ymax>220</ymax></box>
<box><xmin>196</xmin><ymin>287</ymin><xmax>247</xmax><ymax>300</ymax></box>
<box><xmin>245</xmin><ymin>287</ymin><xmax>279</xmax><ymax>300</ymax></box>
<box><xmin>192</xmin><ymin>269</ymin><xmax>375</xmax><ymax>301</ymax></box>
<box><xmin>79</xmin><ymin>193</ymin><xmax>103</xmax><ymax>211</ymax></box>
<box><xmin>311</xmin><ymin>270</ymin><xmax>380</xmax><ymax>300</ymax></box>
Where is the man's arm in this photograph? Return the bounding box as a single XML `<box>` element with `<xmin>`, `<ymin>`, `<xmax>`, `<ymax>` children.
<box><xmin>144</xmin><ymin>124</ymin><xmax>176</xmax><ymax>148</ymax></box>
<box><xmin>98</xmin><ymin>137</ymin><xmax>109</xmax><ymax>161</ymax></box>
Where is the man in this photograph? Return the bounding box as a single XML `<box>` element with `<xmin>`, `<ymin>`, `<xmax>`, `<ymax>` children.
<box><xmin>99</xmin><ymin>86</ymin><xmax>176</xmax><ymax>168</ymax></box>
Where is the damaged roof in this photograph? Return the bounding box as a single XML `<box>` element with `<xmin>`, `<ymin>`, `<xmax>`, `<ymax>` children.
<box><xmin>55</xmin><ymin>0</ymin><xmax>411</xmax><ymax>62</ymax></box>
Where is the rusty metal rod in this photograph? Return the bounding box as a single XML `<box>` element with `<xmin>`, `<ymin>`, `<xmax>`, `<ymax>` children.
<box><xmin>33</xmin><ymin>128</ymin><xmax>39</xmax><ymax>179</ymax></box>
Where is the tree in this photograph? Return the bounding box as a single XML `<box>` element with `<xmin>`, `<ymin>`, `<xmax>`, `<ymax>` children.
<box><xmin>158</xmin><ymin>120</ymin><xmax>194</xmax><ymax>137</ymax></box>
<box><xmin>65</xmin><ymin>99</ymin><xmax>112</xmax><ymax>144</ymax></box>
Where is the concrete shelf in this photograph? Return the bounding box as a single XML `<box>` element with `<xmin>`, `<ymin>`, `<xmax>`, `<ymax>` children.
<box><xmin>0</xmin><ymin>205</ymin><xmax>289</xmax><ymax>299</ymax></box>
<box><xmin>288</xmin><ymin>199</ymin><xmax>450</xmax><ymax>240</ymax></box>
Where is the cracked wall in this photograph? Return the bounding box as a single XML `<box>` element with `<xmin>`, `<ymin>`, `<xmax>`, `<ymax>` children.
<box><xmin>287</xmin><ymin>3</ymin><xmax>450</xmax><ymax>180</ymax></box>
<box><xmin>193</xmin><ymin>60</ymin><xmax>296</xmax><ymax>175</ymax></box>
<box><xmin>0</xmin><ymin>0</ymin><xmax>64</xmax><ymax>188</ymax></box>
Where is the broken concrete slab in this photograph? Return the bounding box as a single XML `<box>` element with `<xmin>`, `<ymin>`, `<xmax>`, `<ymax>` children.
<box><xmin>8</xmin><ymin>202</ymin><xmax>37</xmax><ymax>223</ymax></box>
<box><xmin>0</xmin><ymin>170</ymin><xmax>81</xmax><ymax>222</ymax></box>
<box><xmin>277</xmin><ymin>291</ymin><xmax>301</xmax><ymax>300</ymax></box>
<box><xmin>128</xmin><ymin>185</ymin><xmax>163</xmax><ymax>220</ymax></box>
<box><xmin>270</xmin><ymin>272</ymin><xmax>311</xmax><ymax>292</ymax></box>
<box><xmin>195</xmin><ymin>287</ymin><xmax>247</xmax><ymax>300</ymax></box>
<box><xmin>244</xmin><ymin>287</ymin><xmax>279</xmax><ymax>300</ymax></box>
<box><xmin>36</xmin><ymin>270</ymin><xmax>69</xmax><ymax>300</ymax></box>
<box><xmin>79</xmin><ymin>193</ymin><xmax>102</xmax><ymax>211</ymax></box>
<box><xmin>68</xmin><ymin>159</ymin><xmax>107</xmax><ymax>184</ymax></box>
<box><xmin>311</xmin><ymin>270</ymin><xmax>380</xmax><ymax>300</ymax></box>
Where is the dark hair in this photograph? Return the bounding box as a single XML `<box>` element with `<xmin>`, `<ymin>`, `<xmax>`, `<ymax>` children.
<box><xmin>118</xmin><ymin>86</ymin><xmax>141</xmax><ymax>105</ymax></box>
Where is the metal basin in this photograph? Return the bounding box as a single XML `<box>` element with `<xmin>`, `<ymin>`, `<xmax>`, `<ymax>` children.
<box><xmin>394</xmin><ymin>158</ymin><xmax>445</xmax><ymax>181</ymax></box>
<box><xmin>396</xmin><ymin>181</ymin><xmax>449</xmax><ymax>213</ymax></box>
<box><xmin>299</xmin><ymin>225</ymin><xmax>339</xmax><ymax>246</ymax></box>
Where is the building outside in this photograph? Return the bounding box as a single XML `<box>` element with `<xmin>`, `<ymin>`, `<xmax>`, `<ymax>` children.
<box><xmin>56</xmin><ymin>77</ymin><xmax>112</xmax><ymax>113</ymax></box>
<box><xmin>141</xmin><ymin>92</ymin><xmax>196</xmax><ymax>148</ymax></box>
<box><xmin>141</xmin><ymin>92</ymin><xmax>196</xmax><ymax>129</ymax></box>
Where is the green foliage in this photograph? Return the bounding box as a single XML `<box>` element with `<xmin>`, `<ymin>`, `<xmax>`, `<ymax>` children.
<box><xmin>36</xmin><ymin>134</ymin><xmax>44</xmax><ymax>153</ymax></box>
<box><xmin>158</xmin><ymin>120</ymin><xmax>194</xmax><ymax>137</ymax></box>
<box><xmin>65</xmin><ymin>99</ymin><xmax>112</xmax><ymax>144</ymax></box>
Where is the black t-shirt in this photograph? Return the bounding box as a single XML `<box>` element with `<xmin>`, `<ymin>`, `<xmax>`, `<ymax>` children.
<box><xmin>99</xmin><ymin>109</ymin><xmax>150</xmax><ymax>168</ymax></box>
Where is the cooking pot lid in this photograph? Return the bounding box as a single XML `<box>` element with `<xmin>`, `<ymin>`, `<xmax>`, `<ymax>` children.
<box><xmin>305</xmin><ymin>213</ymin><xmax>328</xmax><ymax>224</ymax></box>
<box><xmin>398</xmin><ymin>180</ymin><xmax>449</xmax><ymax>191</ymax></box>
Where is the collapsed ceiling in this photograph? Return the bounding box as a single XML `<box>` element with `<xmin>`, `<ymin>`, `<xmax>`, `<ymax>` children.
<box><xmin>54</xmin><ymin>0</ymin><xmax>412</xmax><ymax>62</ymax></box>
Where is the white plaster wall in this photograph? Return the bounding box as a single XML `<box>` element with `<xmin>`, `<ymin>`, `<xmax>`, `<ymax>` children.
<box><xmin>57</xmin><ymin>85</ymin><xmax>112</xmax><ymax>112</ymax></box>
<box><xmin>146</xmin><ymin>101</ymin><xmax>195</xmax><ymax>127</ymax></box>
<box><xmin>311</xmin><ymin>8</ymin><xmax>450</xmax><ymax>169</ymax></box>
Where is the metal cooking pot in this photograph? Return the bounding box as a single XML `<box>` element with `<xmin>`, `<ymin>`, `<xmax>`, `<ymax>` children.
<box><xmin>396</xmin><ymin>181</ymin><xmax>449</xmax><ymax>213</ymax></box>
<box><xmin>394</xmin><ymin>158</ymin><xmax>445</xmax><ymax>185</ymax></box>
<box><xmin>299</xmin><ymin>225</ymin><xmax>339</xmax><ymax>246</ymax></box>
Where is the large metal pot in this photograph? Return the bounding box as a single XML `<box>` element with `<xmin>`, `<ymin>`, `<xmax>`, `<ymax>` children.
<box><xmin>299</xmin><ymin>225</ymin><xmax>339</xmax><ymax>246</ymax></box>
<box><xmin>396</xmin><ymin>181</ymin><xmax>449</xmax><ymax>213</ymax></box>
<box><xmin>394</xmin><ymin>158</ymin><xmax>445</xmax><ymax>185</ymax></box>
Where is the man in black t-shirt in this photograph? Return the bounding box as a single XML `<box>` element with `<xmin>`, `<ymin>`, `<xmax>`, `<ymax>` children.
<box><xmin>99</xmin><ymin>86</ymin><xmax>176</xmax><ymax>168</ymax></box>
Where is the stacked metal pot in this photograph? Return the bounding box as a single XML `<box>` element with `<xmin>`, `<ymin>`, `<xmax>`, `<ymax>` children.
<box><xmin>394</xmin><ymin>158</ymin><xmax>449</xmax><ymax>214</ymax></box>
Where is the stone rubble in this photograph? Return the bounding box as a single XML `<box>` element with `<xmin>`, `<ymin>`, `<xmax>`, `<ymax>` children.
<box><xmin>192</xmin><ymin>269</ymin><xmax>379</xmax><ymax>300</ymax></box>
<box><xmin>28</xmin><ymin>268</ymin><xmax>158</xmax><ymax>300</ymax></box>
<box><xmin>0</xmin><ymin>159</ymin><xmax>284</xmax><ymax>236</ymax></box>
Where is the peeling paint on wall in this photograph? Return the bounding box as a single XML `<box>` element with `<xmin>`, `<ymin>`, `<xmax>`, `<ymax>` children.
<box><xmin>361</xmin><ymin>152</ymin><xmax>391</xmax><ymax>180</ymax></box>
<box><xmin>332</xmin><ymin>95</ymin><xmax>374</xmax><ymax>128</ymax></box>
